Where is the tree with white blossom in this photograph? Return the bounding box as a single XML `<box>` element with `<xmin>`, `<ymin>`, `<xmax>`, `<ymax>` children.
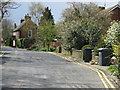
<box><xmin>104</xmin><ymin>21</ymin><xmax>120</xmax><ymax>47</ymax></box>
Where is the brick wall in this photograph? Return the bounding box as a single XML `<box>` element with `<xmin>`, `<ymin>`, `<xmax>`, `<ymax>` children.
<box><xmin>20</xmin><ymin>19</ymin><xmax>37</xmax><ymax>38</ymax></box>
<box><xmin>110</xmin><ymin>7</ymin><xmax>120</xmax><ymax>21</ymax></box>
<box><xmin>60</xmin><ymin>48</ymin><xmax>99</xmax><ymax>62</ymax></box>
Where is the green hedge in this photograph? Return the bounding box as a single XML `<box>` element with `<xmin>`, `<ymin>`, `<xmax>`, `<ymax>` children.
<box><xmin>24</xmin><ymin>38</ymin><xmax>35</xmax><ymax>48</ymax></box>
<box><xmin>81</xmin><ymin>45</ymin><xmax>93</xmax><ymax>51</ymax></box>
<box><xmin>5</xmin><ymin>36</ymin><xmax>14</xmax><ymax>46</ymax></box>
<box><xmin>16</xmin><ymin>39</ymin><xmax>22</xmax><ymax>48</ymax></box>
<box><xmin>27</xmin><ymin>45</ymin><xmax>39</xmax><ymax>51</ymax></box>
<box><xmin>16</xmin><ymin>38</ymin><xmax>36</xmax><ymax>48</ymax></box>
<box><xmin>28</xmin><ymin>45</ymin><xmax>56</xmax><ymax>52</ymax></box>
<box><xmin>40</xmin><ymin>48</ymin><xmax>48</xmax><ymax>51</ymax></box>
<box><xmin>49</xmin><ymin>47</ymin><xmax>56</xmax><ymax>52</ymax></box>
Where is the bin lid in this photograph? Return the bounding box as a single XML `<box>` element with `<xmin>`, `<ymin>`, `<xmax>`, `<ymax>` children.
<box><xmin>85</xmin><ymin>47</ymin><xmax>92</xmax><ymax>50</ymax></box>
<box><xmin>98</xmin><ymin>48</ymin><xmax>110</xmax><ymax>51</ymax></box>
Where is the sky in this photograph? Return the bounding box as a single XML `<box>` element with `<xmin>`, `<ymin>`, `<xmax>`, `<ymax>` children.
<box><xmin>8</xmin><ymin>2</ymin><xmax>70</xmax><ymax>25</ymax></box>
<box><xmin>8</xmin><ymin>0</ymin><xmax>120</xmax><ymax>25</ymax></box>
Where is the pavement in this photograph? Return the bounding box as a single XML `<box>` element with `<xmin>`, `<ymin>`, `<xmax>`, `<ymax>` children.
<box><xmin>53</xmin><ymin>52</ymin><xmax>120</xmax><ymax>88</ymax></box>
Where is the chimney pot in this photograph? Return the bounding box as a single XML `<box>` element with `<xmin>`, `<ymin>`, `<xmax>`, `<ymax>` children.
<box><xmin>14</xmin><ymin>23</ymin><xmax>17</xmax><ymax>28</ymax></box>
<box><xmin>20</xmin><ymin>19</ymin><xmax>24</xmax><ymax>23</ymax></box>
<box><xmin>25</xmin><ymin>14</ymin><xmax>31</xmax><ymax>20</ymax></box>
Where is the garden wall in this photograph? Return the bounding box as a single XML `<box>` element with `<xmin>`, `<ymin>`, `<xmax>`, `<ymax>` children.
<box><xmin>60</xmin><ymin>47</ymin><xmax>98</xmax><ymax>61</ymax></box>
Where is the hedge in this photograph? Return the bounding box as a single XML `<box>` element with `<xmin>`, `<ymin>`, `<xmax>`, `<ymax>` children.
<box><xmin>16</xmin><ymin>38</ymin><xmax>36</xmax><ymax>48</ymax></box>
<box><xmin>5</xmin><ymin>36</ymin><xmax>14</xmax><ymax>46</ymax></box>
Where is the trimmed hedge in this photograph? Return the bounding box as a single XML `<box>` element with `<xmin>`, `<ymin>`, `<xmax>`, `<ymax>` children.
<box><xmin>5</xmin><ymin>36</ymin><xmax>14</xmax><ymax>46</ymax></box>
<box><xmin>16</xmin><ymin>39</ymin><xmax>22</xmax><ymax>48</ymax></box>
<box><xmin>16</xmin><ymin>38</ymin><xmax>36</xmax><ymax>48</ymax></box>
<box><xmin>27</xmin><ymin>45</ymin><xmax>56</xmax><ymax>52</ymax></box>
<box><xmin>81</xmin><ymin>45</ymin><xmax>93</xmax><ymax>51</ymax></box>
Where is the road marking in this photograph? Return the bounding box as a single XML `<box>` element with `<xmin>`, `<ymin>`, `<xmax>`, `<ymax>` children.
<box><xmin>98</xmin><ymin>70</ymin><xmax>115</xmax><ymax>88</ymax></box>
<box><xmin>48</xmin><ymin>52</ymin><xmax>115</xmax><ymax>88</ymax></box>
<box><xmin>97</xmin><ymin>71</ymin><xmax>109</xmax><ymax>88</ymax></box>
<box><xmin>75</xmin><ymin>62</ymin><xmax>109</xmax><ymax>88</ymax></box>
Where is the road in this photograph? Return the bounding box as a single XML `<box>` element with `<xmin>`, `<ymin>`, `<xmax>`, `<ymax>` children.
<box><xmin>1</xmin><ymin>46</ymin><xmax>105</xmax><ymax>88</ymax></box>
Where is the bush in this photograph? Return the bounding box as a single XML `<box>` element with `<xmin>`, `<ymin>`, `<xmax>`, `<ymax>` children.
<box><xmin>28</xmin><ymin>46</ymin><xmax>56</xmax><ymax>52</ymax></box>
<box><xmin>81</xmin><ymin>45</ymin><xmax>93</xmax><ymax>51</ymax></box>
<box><xmin>5</xmin><ymin>36</ymin><xmax>14</xmax><ymax>46</ymax></box>
<box><xmin>108</xmin><ymin>65</ymin><xmax>120</xmax><ymax>76</ymax></box>
<box><xmin>104</xmin><ymin>21</ymin><xmax>120</xmax><ymax>47</ymax></box>
<box><xmin>20</xmin><ymin>38</ymin><xmax>26</xmax><ymax>48</ymax></box>
<box><xmin>94</xmin><ymin>42</ymin><xmax>107</xmax><ymax>56</ymax></box>
<box><xmin>49</xmin><ymin>47</ymin><xmax>56</xmax><ymax>52</ymax></box>
<box><xmin>27</xmin><ymin>45</ymin><xmax>39</xmax><ymax>51</ymax></box>
<box><xmin>23</xmin><ymin>38</ymin><xmax>36</xmax><ymax>48</ymax></box>
<box><xmin>16</xmin><ymin>38</ymin><xmax>36</xmax><ymax>48</ymax></box>
<box><xmin>40</xmin><ymin>48</ymin><xmax>48</xmax><ymax>51</ymax></box>
<box><xmin>16</xmin><ymin>39</ymin><xmax>22</xmax><ymax>48</ymax></box>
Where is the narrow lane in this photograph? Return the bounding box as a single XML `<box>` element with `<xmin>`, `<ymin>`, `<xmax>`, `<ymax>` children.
<box><xmin>2</xmin><ymin>47</ymin><xmax>104</xmax><ymax>88</ymax></box>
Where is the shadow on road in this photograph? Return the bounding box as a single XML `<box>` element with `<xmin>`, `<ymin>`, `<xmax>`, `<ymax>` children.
<box><xmin>3</xmin><ymin>53</ymin><xmax>11</xmax><ymax>55</ymax></box>
<box><xmin>0</xmin><ymin>56</ymin><xmax>11</xmax><ymax>64</ymax></box>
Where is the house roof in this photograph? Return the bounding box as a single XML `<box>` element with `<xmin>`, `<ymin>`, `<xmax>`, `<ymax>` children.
<box><xmin>13</xmin><ymin>15</ymin><xmax>36</xmax><ymax>32</ymax></box>
<box><xmin>104</xmin><ymin>4</ymin><xmax>120</xmax><ymax>13</ymax></box>
<box><xmin>13</xmin><ymin>20</ymin><xmax>27</xmax><ymax>32</ymax></box>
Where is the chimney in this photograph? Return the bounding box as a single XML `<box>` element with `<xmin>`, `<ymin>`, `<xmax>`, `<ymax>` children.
<box><xmin>20</xmin><ymin>19</ymin><xmax>24</xmax><ymax>23</ymax></box>
<box><xmin>25</xmin><ymin>14</ymin><xmax>31</xmax><ymax>20</ymax></box>
<box><xmin>14</xmin><ymin>23</ymin><xmax>17</xmax><ymax>28</ymax></box>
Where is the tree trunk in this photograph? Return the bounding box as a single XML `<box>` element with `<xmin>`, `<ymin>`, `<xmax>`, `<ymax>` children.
<box><xmin>47</xmin><ymin>43</ymin><xmax>50</xmax><ymax>51</ymax></box>
<box><xmin>70</xmin><ymin>48</ymin><xmax>73</xmax><ymax>55</ymax></box>
<box><xmin>43</xmin><ymin>41</ymin><xmax>45</xmax><ymax>47</ymax></box>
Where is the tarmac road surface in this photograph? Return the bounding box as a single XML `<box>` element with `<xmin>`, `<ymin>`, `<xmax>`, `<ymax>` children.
<box><xmin>1</xmin><ymin>46</ymin><xmax>105</xmax><ymax>88</ymax></box>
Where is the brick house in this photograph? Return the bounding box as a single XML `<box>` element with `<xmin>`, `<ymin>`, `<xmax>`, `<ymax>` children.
<box><xmin>13</xmin><ymin>14</ymin><xmax>37</xmax><ymax>47</ymax></box>
<box><xmin>106</xmin><ymin>3</ymin><xmax>120</xmax><ymax>21</ymax></box>
<box><xmin>13</xmin><ymin>14</ymin><xmax>37</xmax><ymax>39</ymax></box>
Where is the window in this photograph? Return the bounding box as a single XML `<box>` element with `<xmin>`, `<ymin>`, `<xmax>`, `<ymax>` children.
<box><xmin>28</xmin><ymin>30</ymin><xmax>32</xmax><ymax>37</ymax></box>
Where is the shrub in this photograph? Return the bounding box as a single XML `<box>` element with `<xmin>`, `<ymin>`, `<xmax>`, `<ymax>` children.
<box><xmin>81</xmin><ymin>45</ymin><xmax>93</xmax><ymax>51</ymax></box>
<box><xmin>5</xmin><ymin>36</ymin><xmax>14</xmax><ymax>46</ymax></box>
<box><xmin>16</xmin><ymin>39</ymin><xmax>22</xmax><ymax>48</ymax></box>
<box><xmin>111</xmin><ymin>44</ymin><xmax>120</xmax><ymax>77</ymax></box>
<box><xmin>40</xmin><ymin>48</ymin><xmax>48</xmax><ymax>51</ymax></box>
<box><xmin>20</xmin><ymin>38</ymin><xmax>26</xmax><ymax>48</ymax></box>
<box><xmin>94</xmin><ymin>41</ymin><xmax>108</xmax><ymax>56</ymax></box>
<box><xmin>93</xmin><ymin>46</ymin><xmax>99</xmax><ymax>56</ymax></box>
<box><xmin>108</xmin><ymin>65</ymin><xmax>120</xmax><ymax>76</ymax></box>
<box><xmin>49</xmin><ymin>47</ymin><xmax>56</xmax><ymax>52</ymax></box>
<box><xmin>27</xmin><ymin>45</ymin><xmax>39</xmax><ymax>51</ymax></box>
<box><xmin>18</xmin><ymin>38</ymin><xmax>36</xmax><ymax>48</ymax></box>
<box><xmin>104</xmin><ymin>21</ymin><xmax>120</xmax><ymax>47</ymax></box>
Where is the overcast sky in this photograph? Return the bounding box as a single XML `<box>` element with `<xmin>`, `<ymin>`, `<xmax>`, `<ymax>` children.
<box><xmin>8</xmin><ymin>0</ymin><xmax>119</xmax><ymax>25</ymax></box>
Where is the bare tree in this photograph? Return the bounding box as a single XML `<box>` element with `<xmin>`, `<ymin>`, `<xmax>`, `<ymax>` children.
<box><xmin>0</xmin><ymin>0</ymin><xmax>20</xmax><ymax>22</ymax></box>
<box><xmin>28</xmin><ymin>2</ymin><xmax>44</xmax><ymax>24</ymax></box>
<box><xmin>2</xmin><ymin>19</ymin><xmax>13</xmax><ymax>41</ymax></box>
